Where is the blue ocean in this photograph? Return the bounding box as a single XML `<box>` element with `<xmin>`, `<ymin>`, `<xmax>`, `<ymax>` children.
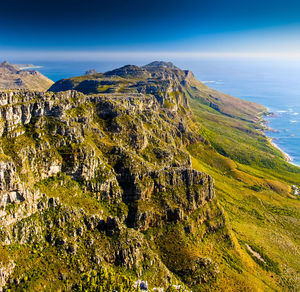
<box><xmin>30</xmin><ymin>58</ymin><xmax>300</xmax><ymax>166</ymax></box>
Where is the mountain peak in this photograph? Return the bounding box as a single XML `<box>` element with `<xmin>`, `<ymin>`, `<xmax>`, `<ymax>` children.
<box><xmin>143</xmin><ymin>61</ymin><xmax>178</xmax><ymax>69</ymax></box>
<box><xmin>85</xmin><ymin>69</ymin><xmax>98</xmax><ymax>75</ymax></box>
<box><xmin>104</xmin><ymin>64</ymin><xmax>150</xmax><ymax>78</ymax></box>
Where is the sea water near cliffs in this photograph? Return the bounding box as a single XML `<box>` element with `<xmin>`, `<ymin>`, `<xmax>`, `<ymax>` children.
<box><xmin>32</xmin><ymin>58</ymin><xmax>300</xmax><ymax>166</ymax></box>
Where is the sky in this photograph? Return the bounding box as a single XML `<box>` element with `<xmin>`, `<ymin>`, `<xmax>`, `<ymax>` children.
<box><xmin>1</xmin><ymin>0</ymin><xmax>300</xmax><ymax>60</ymax></box>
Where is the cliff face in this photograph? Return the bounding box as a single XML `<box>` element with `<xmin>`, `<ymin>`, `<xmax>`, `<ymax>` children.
<box><xmin>0</xmin><ymin>61</ymin><xmax>54</xmax><ymax>91</ymax></box>
<box><xmin>0</xmin><ymin>64</ymin><xmax>227</xmax><ymax>291</ymax></box>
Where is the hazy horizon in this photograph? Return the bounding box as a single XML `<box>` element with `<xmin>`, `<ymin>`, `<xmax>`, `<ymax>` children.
<box><xmin>5</xmin><ymin>50</ymin><xmax>300</xmax><ymax>63</ymax></box>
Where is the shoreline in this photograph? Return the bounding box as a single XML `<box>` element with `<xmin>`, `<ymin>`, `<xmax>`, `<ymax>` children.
<box><xmin>268</xmin><ymin>138</ymin><xmax>292</xmax><ymax>163</ymax></box>
<box><xmin>259</xmin><ymin>110</ymin><xmax>298</xmax><ymax>166</ymax></box>
<box><xmin>14</xmin><ymin>64</ymin><xmax>43</xmax><ymax>70</ymax></box>
<box><xmin>19</xmin><ymin>66</ymin><xmax>43</xmax><ymax>70</ymax></box>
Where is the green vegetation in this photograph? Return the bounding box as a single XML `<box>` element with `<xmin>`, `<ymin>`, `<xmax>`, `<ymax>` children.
<box><xmin>74</xmin><ymin>268</ymin><xmax>137</xmax><ymax>292</ymax></box>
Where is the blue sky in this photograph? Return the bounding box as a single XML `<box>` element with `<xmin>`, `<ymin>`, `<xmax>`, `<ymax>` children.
<box><xmin>1</xmin><ymin>0</ymin><xmax>300</xmax><ymax>59</ymax></box>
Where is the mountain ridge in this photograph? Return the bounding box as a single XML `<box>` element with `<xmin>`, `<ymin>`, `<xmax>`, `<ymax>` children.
<box><xmin>49</xmin><ymin>61</ymin><xmax>265</xmax><ymax>122</ymax></box>
<box><xmin>0</xmin><ymin>61</ymin><xmax>299</xmax><ymax>291</ymax></box>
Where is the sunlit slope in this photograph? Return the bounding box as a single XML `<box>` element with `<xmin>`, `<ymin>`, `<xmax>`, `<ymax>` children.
<box><xmin>187</xmin><ymin>91</ymin><xmax>300</xmax><ymax>290</ymax></box>
<box><xmin>183</xmin><ymin>70</ymin><xmax>266</xmax><ymax>122</ymax></box>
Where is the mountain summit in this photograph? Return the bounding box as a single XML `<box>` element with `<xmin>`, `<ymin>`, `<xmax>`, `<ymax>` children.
<box><xmin>49</xmin><ymin>61</ymin><xmax>264</xmax><ymax>121</ymax></box>
<box><xmin>143</xmin><ymin>61</ymin><xmax>178</xmax><ymax>69</ymax></box>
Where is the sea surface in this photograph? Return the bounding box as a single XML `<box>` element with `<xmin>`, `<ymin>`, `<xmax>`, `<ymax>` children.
<box><xmin>23</xmin><ymin>58</ymin><xmax>300</xmax><ymax>166</ymax></box>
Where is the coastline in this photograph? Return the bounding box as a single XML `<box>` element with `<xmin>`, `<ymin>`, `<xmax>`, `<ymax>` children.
<box><xmin>259</xmin><ymin>110</ymin><xmax>295</xmax><ymax>164</ymax></box>
<box><xmin>269</xmin><ymin>137</ymin><xmax>292</xmax><ymax>163</ymax></box>
<box><xmin>15</xmin><ymin>64</ymin><xmax>43</xmax><ymax>70</ymax></box>
<box><xmin>19</xmin><ymin>66</ymin><xmax>43</xmax><ymax>70</ymax></box>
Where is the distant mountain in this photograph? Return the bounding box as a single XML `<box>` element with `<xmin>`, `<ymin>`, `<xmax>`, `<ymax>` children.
<box><xmin>49</xmin><ymin>61</ymin><xmax>265</xmax><ymax>122</ymax></box>
<box><xmin>0</xmin><ymin>61</ymin><xmax>53</xmax><ymax>91</ymax></box>
<box><xmin>143</xmin><ymin>60</ymin><xmax>179</xmax><ymax>69</ymax></box>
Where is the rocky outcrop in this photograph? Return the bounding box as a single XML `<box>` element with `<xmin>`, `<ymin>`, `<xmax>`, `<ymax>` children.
<box><xmin>119</xmin><ymin>166</ymin><xmax>215</xmax><ymax>230</ymax></box>
<box><xmin>0</xmin><ymin>87</ymin><xmax>214</xmax><ymax>222</ymax></box>
<box><xmin>177</xmin><ymin>257</ymin><xmax>220</xmax><ymax>286</ymax></box>
<box><xmin>0</xmin><ymin>260</ymin><xmax>15</xmax><ymax>291</ymax></box>
<box><xmin>0</xmin><ymin>157</ymin><xmax>45</xmax><ymax>228</ymax></box>
<box><xmin>85</xmin><ymin>69</ymin><xmax>98</xmax><ymax>75</ymax></box>
<box><xmin>104</xmin><ymin>65</ymin><xmax>151</xmax><ymax>78</ymax></box>
<box><xmin>143</xmin><ymin>61</ymin><xmax>179</xmax><ymax>69</ymax></box>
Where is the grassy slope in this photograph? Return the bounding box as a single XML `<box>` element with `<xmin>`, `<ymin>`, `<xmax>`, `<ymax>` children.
<box><xmin>187</xmin><ymin>95</ymin><xmax>300</xmax><ymax>291</ymax></box>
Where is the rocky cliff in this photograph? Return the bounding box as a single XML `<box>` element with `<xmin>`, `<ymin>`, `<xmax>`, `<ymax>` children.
<box><xmin>0</xmin><ymin>61</ymin><xmax>53</xmax><ymax>91</ymax></box>
<box><xmin>0</xmin><ymin>63</ymin><xmax>227</xmax><ymax>291</ymax></box>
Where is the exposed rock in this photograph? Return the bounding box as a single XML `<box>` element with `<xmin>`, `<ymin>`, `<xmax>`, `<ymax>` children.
<box><xmin>0</xmin><ymin>260</ymin><xmax>15</xmax><ymax>290</ymax></box>
<box><xmin>177</xmin><ymin>257</ymin><xmax>220</xmax><ymax>286</ymax></box>
<box><xmin>104</xmin><ymin>65</ymin><xmax>151</xmax><ymax>78</ymax></box>
<box><xmin>85</xmin><ymin>69</ymin><xmax>98</xmax><ymax>75</ymax></box>
<box><xmin>143</xmin><ymin>61</ymin><xmax>178</xmax><ymax>69</ymax></box>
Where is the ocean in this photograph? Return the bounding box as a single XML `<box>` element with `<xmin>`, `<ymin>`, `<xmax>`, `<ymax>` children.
<box><xmin>31</xmin><ymin>58</ymin><xmax>300</xmax><ymax>166</ymax></box>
